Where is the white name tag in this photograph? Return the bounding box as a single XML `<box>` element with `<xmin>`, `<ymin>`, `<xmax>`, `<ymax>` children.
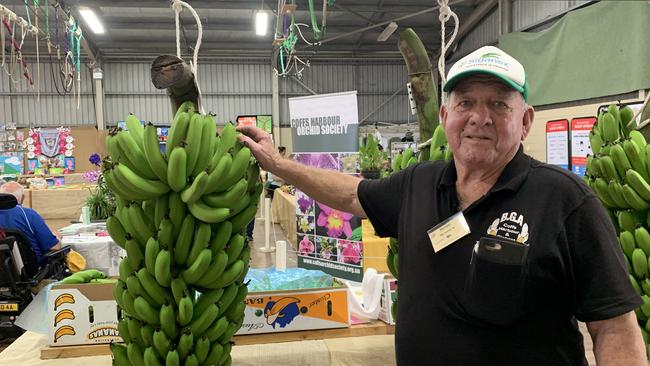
<box><xmin>427</xmin><ymin>212</ymin><xmax>471</xmax><ymax>253</ymax></box>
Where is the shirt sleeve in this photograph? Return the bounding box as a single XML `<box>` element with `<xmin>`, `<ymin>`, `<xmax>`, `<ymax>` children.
<box><xmin>357</xmin><ymin>167</ymin><xmax>408</xmax><ymax>238</ymax></box>
<box><xmin>567</xmin><ymin>195</ymin><xmax>642</xmax><ymax>322</ymax></box>
<box><xmin>26</xmin><ymin>209</ymin><xmax>59</xmax><ymax>253</ymax></box>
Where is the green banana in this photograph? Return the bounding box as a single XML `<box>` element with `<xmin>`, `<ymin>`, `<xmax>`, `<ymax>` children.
<box><xmin>104</xmin><ymin>168</ymin><xmax>144</xmax><ymax>202</ymax></box>
<box><xmin>177</xmin><ymin>329</ymin><xmax>194</xmax><ymax>359</ymax></box>
<box><xmin>632</xmin><ymin>248</ymin><xmax>649</xmax><ymax>279</ymax></box>
<box><xmin>609</xmin><ymin>181</ymin><xmax>630</xmax><ymax>209</ymax></box>
<box><xmin>126</xmin><ymin>203</ymin><xmax>155</xmax><ymax>246</ymax></box>
<box><xmin>171</xmin><ymin>277</ymin><xmax>188</xmax><ymax>306</ymax></box>
<box><xmin>591</xmin><ymin>178</ymin><xmax>616</xmax><ymax>208</ymax></box>
<box><xmin>136</xmin><ymin>268</ymin><xmax>170</xmax><ymax>307</ymax></box>
<box><xmin>630</xmin><ymin>130</ymin><xmax>647</xmax><ymax>149</ymax></box>
<box><xmin>630</xmin><ymin>274</ymin><xmax>642</xmax><ymax>296</ymax></box>
<box><xmin>106</xmin><ymin>216</ymin><xmax>128</xmax><ymax>249</ymax></box>
<box><xmin>153</xmin><ymin>194</ymin><xmax>169</xmax><ymax>230</ymax></box>
<box><xmin>194</xmin><ymin>336</ymin><xmax>210</xmax><ymax>364</ymax></box>
<box><xmin>226</xmin><ymin>193</ymin><xmax>252</xmax><ymax>220</ymax></box>
<box><xmin>165</xmin><ymin>350</ymin><xmax>179</xmax><ymax>366</ymax></box>
<box><xmin>230</xmin><ymin>204</ymin><xmax>258</xmax><ymax>233</ymax></box>
<box><xmin>187</xmin><ymin>201</ymin><xmax>230</xmax><ymax>224</ymax></box>
<box><xmin>622</xmin><ymin>183</ymin><xmax>649</xmax><ymax>211</ymax></box>
<box><xmin>126</xmin><ymin>275</ymin><xmax>157</xmax><ymax>308</ymax></box>
<box><xmin>152</xmin><ymin>329</ymin><xmax>171</xmax><ymax>358</ymax></box>
<box><xmin>203</xmin><ymin>178</ymin><xmax>248</xmax><ymax>209</ymax></box>
<box><xmin>174</xmin><ymin>215</ymin><xmax>196</xmax><ymax>266</ymax></box>
<box><xmin>212</xmin><ymin>147</ymin><xmax>251</xmax><ymax>193</ymax></box>
<box><xmin>144</xmin><ymin>237</ymin><xmax>160</xmax><ymax>276</ymax></box>
<box><xmin>217</xmin><ymin>320</ymin><xmax>241</xmax><ymax>344</ymax></box>
<box><xmin>177</xmin><ymin>294</ymin><xmax>194</xmax><ymax>326</ymax></box>
<box><xmin>189</xmin><ymin>303</ymin><xmax>219</xmax><ymax>337</ymax></box>
<box><xmin>167</xmin><ymin>145</ymin><xmax>188</xmax><ymax>192</ymax></box>
<box><xmin>127</xmin><ymin>317</ymin><xmax>144</xmax><ymax>346</ymax></box>
<box><xmin>620</xmin><ymin>230</ymin><xmax>637</xmax><ymax>260</ymax></box>
<box><xmin>623</xmin><ymin>139</ymin><xmax>649</xmax><ymax>182</ymax></box>
<box><xmin>194</xmin><ymin>288</ymin><xmax>225</xmax><ymax>316</ymax></box>
<box><xmin>182</xmin><ymin>249</ymin><xmax>212</xmax><ymax>284</ymax></box>
<box><xmin>116</xmin><ymin>130</ymin><xmax>159</xmax><ymax>180</ymax></box>
<box><xmin>117</xmin><ymin>318</ymin><xmax>131</xmax><ymax>344</ymax></box>
<box><xmin>621</xmin><ymin>106</ymin><xmax>635</xmax><ymax>128</ymax></box>
<box><xmin>618</xmin><ymin>210</ymin><xmax>639</xmax><ymax>233</ymax></box>
<box><xmin>627</xmin><ymin>169</ymin><xmax>650</xmax><ymax>201</ymax></box>
<box><xmin>185</xmin><ymin>113</ymin><xmax>204</xmax><ymax>176</ymax></box>
<box><xmin>401</xmin><ymin>148</ymin><xmax>413</xmax><ymax>170</ymax></box>
<box><xmin>125</xmin><ymin>114</ymin><xmax>145</xmax><ymax>148</ymax></box>
<box><xmin>225</xmin><ymin>234</ymin><xmax>245</xmax><ymax>267</ymax></box>
<box><xmin>114</xmin><ymin>163</ymin><xmax>170</xmax><ymax>200</ymax></box>
<box><xmin>125</xmin><ymin>238</ymin><xmax>144</xmax><ymax>269</ymax></box>
<box><xmin>166</xmin><ymin>110</ymin><xmax>190</xmax><ymax>158</ymax></box>
<box><xmin>119</xmin><ymin>256</ymin><xmax>136</xmax><ymax>281</ymax></box>
<box><xmin>212</xmin><ymin>122</ymin><xmax>237</xmax><ymax>167</ymax></box>
<box><xmin>203</xmin><ymin>260</ymin><xmax>244</xmax><ymax>290</ymax></box>
<box><xmin>143</xmin><ymin>123</ymin><xmax>168</xmax><ymax>184</ymax></box>
<box><xmin>180</xmin><ymin>170</ymin><xmax>209</xmax><ymax>204</ymax></box>
<box><xmin>140</xmin><ymin>324</ymin><xmax>154</xmax><ymax>347</ymax></box>
<box><xmin>387</xmin><ymin>249</ymin><xmax>398</xmax><ymax>278</ymax></box>
<box><xmin>144</xmin><ymin>346</ymin><xmax>162</xmax><ymax>366</ymax></box>
<box><xmin>184</xmin><ymin>354</ymin><xmax>198</xmax><ymax>366</ymax></box>
<box><xmin>154</xmin><ymin>249</ymin><xmax>172</xmax><ymax>287</ymax></box>
<box><xmin>225</xmin><ymin>301</ymin><xmax>246</xmax><ymax>323</ymax></box>
<box><xmin>205</xmin><ymin>155</ymin><xmax>233</xmax><ymax>195</ymax></box>
<box><xmin>134</xmin><ymin>296</ymin><xmax>161</xmax><ymax>325</ymax></box>
<box><xmin>168</xmin><ymin>192</ymin><xmax>185</xmax><ymax>240</ymax></box>
<box><xmin>127</xmin><ymin>341</ymin><xmax>145</xmax><ymax>366</ymax></box>
<box><xmin>431</xmin><ymin>125</ymin><xmax>447</xmax><ymax>150</ymax></box>
<box><xmin>601</xmin><ymin>112</ymin><xmax>620</xmax><ymax>143</ymax></box>
<box><xmin>195</xmin><ymin>250</ymin><xmax>229</xmax><ymax>288</ymax></box>
<box><xmin>599</xmin><ymin>155</ymin><xmax>620</xmax><ymax>182</ymax></box>
<box><xmin>210</xmin><ymin>221</ymin><xmax>233</xmax><ymax>255</ymax></box>
<box><xmin>111</xmin><ymin>343</ymin><xmax>131</xmax><ymax>366</ymax></box>
<box><xmin>247</xmin><ymin>163</ymin><xmax>261</xmax><ymax>192</ymax></box>
<box><xmin>203</xmin><ymin>342</ymin><xmax>223</xmax><ymax>365</ymax></box>
<box><xmin>610</xmin><ymin>143</ymin><xmax>632</xmax><ymax>178</ymax></box>
<box><xmin>216</xmin><ymin>283</ymin><xmax>239</xmax><ymax>317</ymax></box>
<box><xmin>159</xmin><ymin>303</ymin><xmax>178</xmax><ymax>340</ymax></box>
<box><xmin>142</xmin><ymin>199</ymin><xmax>156</xmax><ymax>226</ymax></box>
<box><xmin>192</xmin><ymin>114</ymin><xmax>217</xmax><ymax>177</ymax></box>
<box><xmin>589</xmin><ymin>132</ymin><xmax>603</xmax><ymax>155</ymax></box>
<box><xmin>187</xmin><ymin>222</ymin><xmax>211</xmax><ymax>264</ymax></box>
<box><xmin>392</xmin><ymin>154</ymin><xmax>403</xmax><ymax>172</ymax></box>
<box><xmin>635</xmin><ymin>226</ymin><xmax>650</xmax><ymax>257</ymax></box>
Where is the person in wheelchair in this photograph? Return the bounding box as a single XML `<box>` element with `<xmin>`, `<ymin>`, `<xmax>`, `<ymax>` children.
<box><xmin>0</xmin><ymin>182</ymin><xmax>62</xmax><ymax>268</ymax></box>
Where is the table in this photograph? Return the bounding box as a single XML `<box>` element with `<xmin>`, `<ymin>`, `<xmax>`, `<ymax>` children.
<box><xmin>271</xmin><ymin>189</ymin><xmax>297</xmax><ymax>246</ymax></box>
<box><xmin>0</xmin><ymin>331</ymin><xmax>396</xmax><ymax>366</ymax></box>
<box><xmin>61</xmin><ymin>228</ymin><xmax>124</xmax><ymax>277</ymax></box>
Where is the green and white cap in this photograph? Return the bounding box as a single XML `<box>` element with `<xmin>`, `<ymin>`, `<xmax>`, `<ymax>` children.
<box><xmin>443</xmin><ymin>46</ymin><xmax>528</xmax><ymax>102</ymax></box>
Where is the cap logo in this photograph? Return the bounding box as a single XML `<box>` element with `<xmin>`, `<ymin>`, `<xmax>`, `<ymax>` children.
<box><xmin>480</xmin><ymin>52</ymin><xmax>501</xmax><ymax>59</ymax></box>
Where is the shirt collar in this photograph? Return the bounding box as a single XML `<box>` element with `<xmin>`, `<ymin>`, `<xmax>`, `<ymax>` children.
<box><xmin>439</xmin><ymin>144</ymin><xmax>530</xmax><ymax>193</ymax></box>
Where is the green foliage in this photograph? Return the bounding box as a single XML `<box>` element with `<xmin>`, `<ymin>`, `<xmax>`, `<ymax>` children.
<box><xmin>359</xmin><ymin>134</ymin><xmax>387</xmax><ymax>172</ymax></box>
<box><xmin>85</xmin><ymin>174</ymin><xmax>117</xmax><ymax>220</ymax></box>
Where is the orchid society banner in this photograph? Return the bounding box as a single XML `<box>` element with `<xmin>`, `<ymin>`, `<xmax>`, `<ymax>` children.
<box><xmin>289</xmin><ymin>91</ymin><xmax>363</xmax><ymax>282</ymax></box>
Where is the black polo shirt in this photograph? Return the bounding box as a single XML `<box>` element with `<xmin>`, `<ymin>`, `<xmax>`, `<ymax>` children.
<box><xmin>358</xmin><ymin>146</ymin><xmax>641</xmax><ymax>365</ymax></box>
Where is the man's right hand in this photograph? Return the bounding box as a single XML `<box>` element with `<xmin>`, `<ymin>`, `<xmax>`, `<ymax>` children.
<box><xmin>236</xmin><ymin>125</ymin><xmax>283</xmax><ymax>172</ymax></box>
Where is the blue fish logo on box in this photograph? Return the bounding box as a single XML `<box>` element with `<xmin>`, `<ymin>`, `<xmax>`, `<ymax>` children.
<box><xmin>264</xmin><ymin>297</ymin><xmax>301</xmax><ymax>328</ymax></box>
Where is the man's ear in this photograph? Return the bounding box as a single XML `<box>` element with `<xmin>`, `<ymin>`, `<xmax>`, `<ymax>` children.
<box><xmin>440</xmin><ymin>103</ymin><xmax>448</xmax><ymax>128</ymax></box>
<box><xmin>521</xmin><ymin>105</ymin><xmax>535</xmax><ymax>140</ymax></box>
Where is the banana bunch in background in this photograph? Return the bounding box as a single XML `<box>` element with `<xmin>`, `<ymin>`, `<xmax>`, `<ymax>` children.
<box><xmin>103</xmin><ymin>101</ymin><xmax>262</xmax><ymax>366</ymax></box>
<box><xmin>427</xmin><ymin>124</ymin><xmax>452</xmax><ymax>162</ymax></box>
<box><xmin>585</xmin><ymin>103</ymin><xmax>650</xmax><ymax>358</ymax></box>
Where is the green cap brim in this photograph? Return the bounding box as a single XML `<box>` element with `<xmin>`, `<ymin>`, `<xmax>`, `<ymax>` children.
<box><xmin>443</xmin><ymin>70</ymin><xmax>528</xmax><ymax>102</ymax></box>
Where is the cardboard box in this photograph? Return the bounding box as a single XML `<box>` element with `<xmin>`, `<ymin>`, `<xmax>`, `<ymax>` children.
<box><xmin>378</xmin><ymin>275</ymin><xmax>397</xmax><ymax>325</ymax></box>
<box><xmin>235</xmin><ymin>283</ymin><xmax>350</xmax><ymax>335</ymax></box>
<box><xmin>48</xmin><ymin>283</ymin><xmax>120</xmax><ymax>346</ymax></box>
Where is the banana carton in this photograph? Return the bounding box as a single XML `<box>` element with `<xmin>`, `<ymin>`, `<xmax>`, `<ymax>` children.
<box><xmin>235</xmin><ymin>282</ymin><xmax>350</xmax><ymax>335</ymax></box>
<box><xmin>48</xmin><ymin>283</ymin><xmax>120</xmax><ymax>346</ymax></box>
<box><xmin>378</xmin><ymin>275</ymin><xmax>397</xmax><ymax>325</ymax></box>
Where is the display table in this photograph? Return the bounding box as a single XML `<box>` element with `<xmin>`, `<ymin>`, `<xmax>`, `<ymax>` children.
<box><xmin>61</xmin><ymin>224</ymin><xmax>124</xmax><ymax>276</ymax></box>
<box><xmin>23</xmin><ymin>187</ymin><xmax>93</xmax><ymax>221</ymax></box>
<box><xmin>0</xmin><ymin>331</ymin><xmax>396</xmax><ymax>366</ymax></box>
<box><xmin>271</xmin><ymin>189</ymin><xmax>297</xmax><ymax>245</ymax></box>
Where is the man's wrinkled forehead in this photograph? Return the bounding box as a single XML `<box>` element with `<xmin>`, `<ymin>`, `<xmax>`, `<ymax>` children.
<box><xmin>451</xmin><ymin>74</ymin><xmax>521</xmax><ymax>99</ymax></box>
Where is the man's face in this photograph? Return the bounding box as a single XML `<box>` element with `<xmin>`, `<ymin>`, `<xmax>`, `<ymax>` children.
<box><xmin>440</xmin><ymin>75</ymin><xmax>534</xmax><ymax>169</ymax></box>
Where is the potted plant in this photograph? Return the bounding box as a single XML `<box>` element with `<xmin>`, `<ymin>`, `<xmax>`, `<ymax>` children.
<box><xmin>83</xmin><ymin>154</ymin><xmax>117</xmax><ymax>221</ymax></box>
<box><xmin>359</xmin><ymin>134</ymin><xmax>387</xmax><ymax>179</ymax></box>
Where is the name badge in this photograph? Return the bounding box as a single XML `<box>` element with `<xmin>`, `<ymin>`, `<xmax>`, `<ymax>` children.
<box><xmin>427</xmin><ymin>212</ymin><xmax>471</xmax><ymax>253</ymax></box>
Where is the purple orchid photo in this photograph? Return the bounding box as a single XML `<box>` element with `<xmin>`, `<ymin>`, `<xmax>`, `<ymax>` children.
<box><xmin>298</xmin><ymin>235</ymin><xmax>315</xmax><ymax>257</ymax></box>
<box><xmin>315</xmin><ymin>202</ymin><xmax>354</xmax><ymax>239</ymax></box>
<box><xmin>294</xmin><ymin>153</ymin><xmax>340</xmax><ymax>170</ymax></box>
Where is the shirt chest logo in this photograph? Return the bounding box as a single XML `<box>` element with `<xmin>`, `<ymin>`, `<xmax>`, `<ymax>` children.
<box><xmin>486</xmin><ymin>211</ymin><xmax>529</xmax><ymax>244</ymax></box>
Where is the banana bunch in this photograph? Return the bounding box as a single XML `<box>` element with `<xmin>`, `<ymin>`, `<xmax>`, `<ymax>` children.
<box><xmin>427</xmin><ymin>124</ymin><xmax>452</xmax><ymax>162</ymax></box>
<box><xmin>585</xmin><ymin>103</ymin><xmax>650</xmax><ymax>357</ymax></box>
<box><xmin>59</xmin><ymin>269</ymin><xmax>111</xmax><ymax>284</ymax></box>
<box><xmin>104</xmin><ymin>101</ymin><xmax>262</xmax><ymax>366</ymax></box>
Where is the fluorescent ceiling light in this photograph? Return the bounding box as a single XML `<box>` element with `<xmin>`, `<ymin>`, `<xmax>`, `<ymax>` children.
<box><xmin>255</xmin><ymin>11</ymin><xmax>268</xmax><ymax>36</ymax></box>
<box><xmin>79</xmin><ymin>8</ymin><xmax>105</xmax><ymax>34</ymax></box>
<box><xmin>377</xmin><ymin>22</ymin><xmax>398</xmax><ymax>42</ymax></box>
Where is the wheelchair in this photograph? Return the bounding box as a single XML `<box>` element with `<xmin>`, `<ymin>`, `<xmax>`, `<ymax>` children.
<box><xmin>0</xmin><ymin>193</ymin><xmax>70</xmax><ymax>339</ymax></box>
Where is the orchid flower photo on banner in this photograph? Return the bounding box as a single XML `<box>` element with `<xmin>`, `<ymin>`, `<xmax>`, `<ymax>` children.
<box><xmin>294</xmin><ymin>153</ymin><xmax>340</xmax><ymax>170</ymax></box>
<box><xmin>316</xmin><ymin>237</ymin><xmax>338</xmax><ymax>261</ymax></box>
<box><xmin>297</xmin><ymin>215</ymin><xmax>315</xmax><ymax>234</ymax></box>
<box><xmin>338</xmin><ymin>240</ymin><xmax>362</xmax><ymax>265</ymax></box>
<box><xmin>295</xmin><ymin>190</ymin><xmax>315</xmax><ymax>216</ymax></box>
<box><xmin>315</xmin><ymin>202</ymin><xmax>356</xmax><ymax>239</ymax></box>
<box><xmin>298</xmin><ymin>235</ymin><xmax>315</xmax><ymax>257</ymax></box>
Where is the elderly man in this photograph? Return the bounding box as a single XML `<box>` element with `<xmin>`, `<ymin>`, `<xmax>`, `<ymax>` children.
<box><xmin>0</xmin><ymin>181</ymin><xmax>61</xmax><ymax>268</ymax></box>
<box><xmin>238</xmin><ymin>46</ymin><xmax>645</xmax><ymax>365</ymax></box>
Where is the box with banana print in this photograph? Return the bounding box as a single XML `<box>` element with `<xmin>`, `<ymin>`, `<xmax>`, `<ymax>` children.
<box><xmin>48</xmin><ymin>283</ymin><xmax>121</xmax><ymax>346</ymax></box>
<box><xmin>235</xmin><ymin>284</ymin><xmax>350</xmax><ymax>335</ymax></box>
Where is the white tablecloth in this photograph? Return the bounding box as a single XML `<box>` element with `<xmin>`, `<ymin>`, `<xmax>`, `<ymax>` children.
<box><xmin>62</xmin><ymin>234</ymin><xmax>124</xmax><ymax>276</ymax></box>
